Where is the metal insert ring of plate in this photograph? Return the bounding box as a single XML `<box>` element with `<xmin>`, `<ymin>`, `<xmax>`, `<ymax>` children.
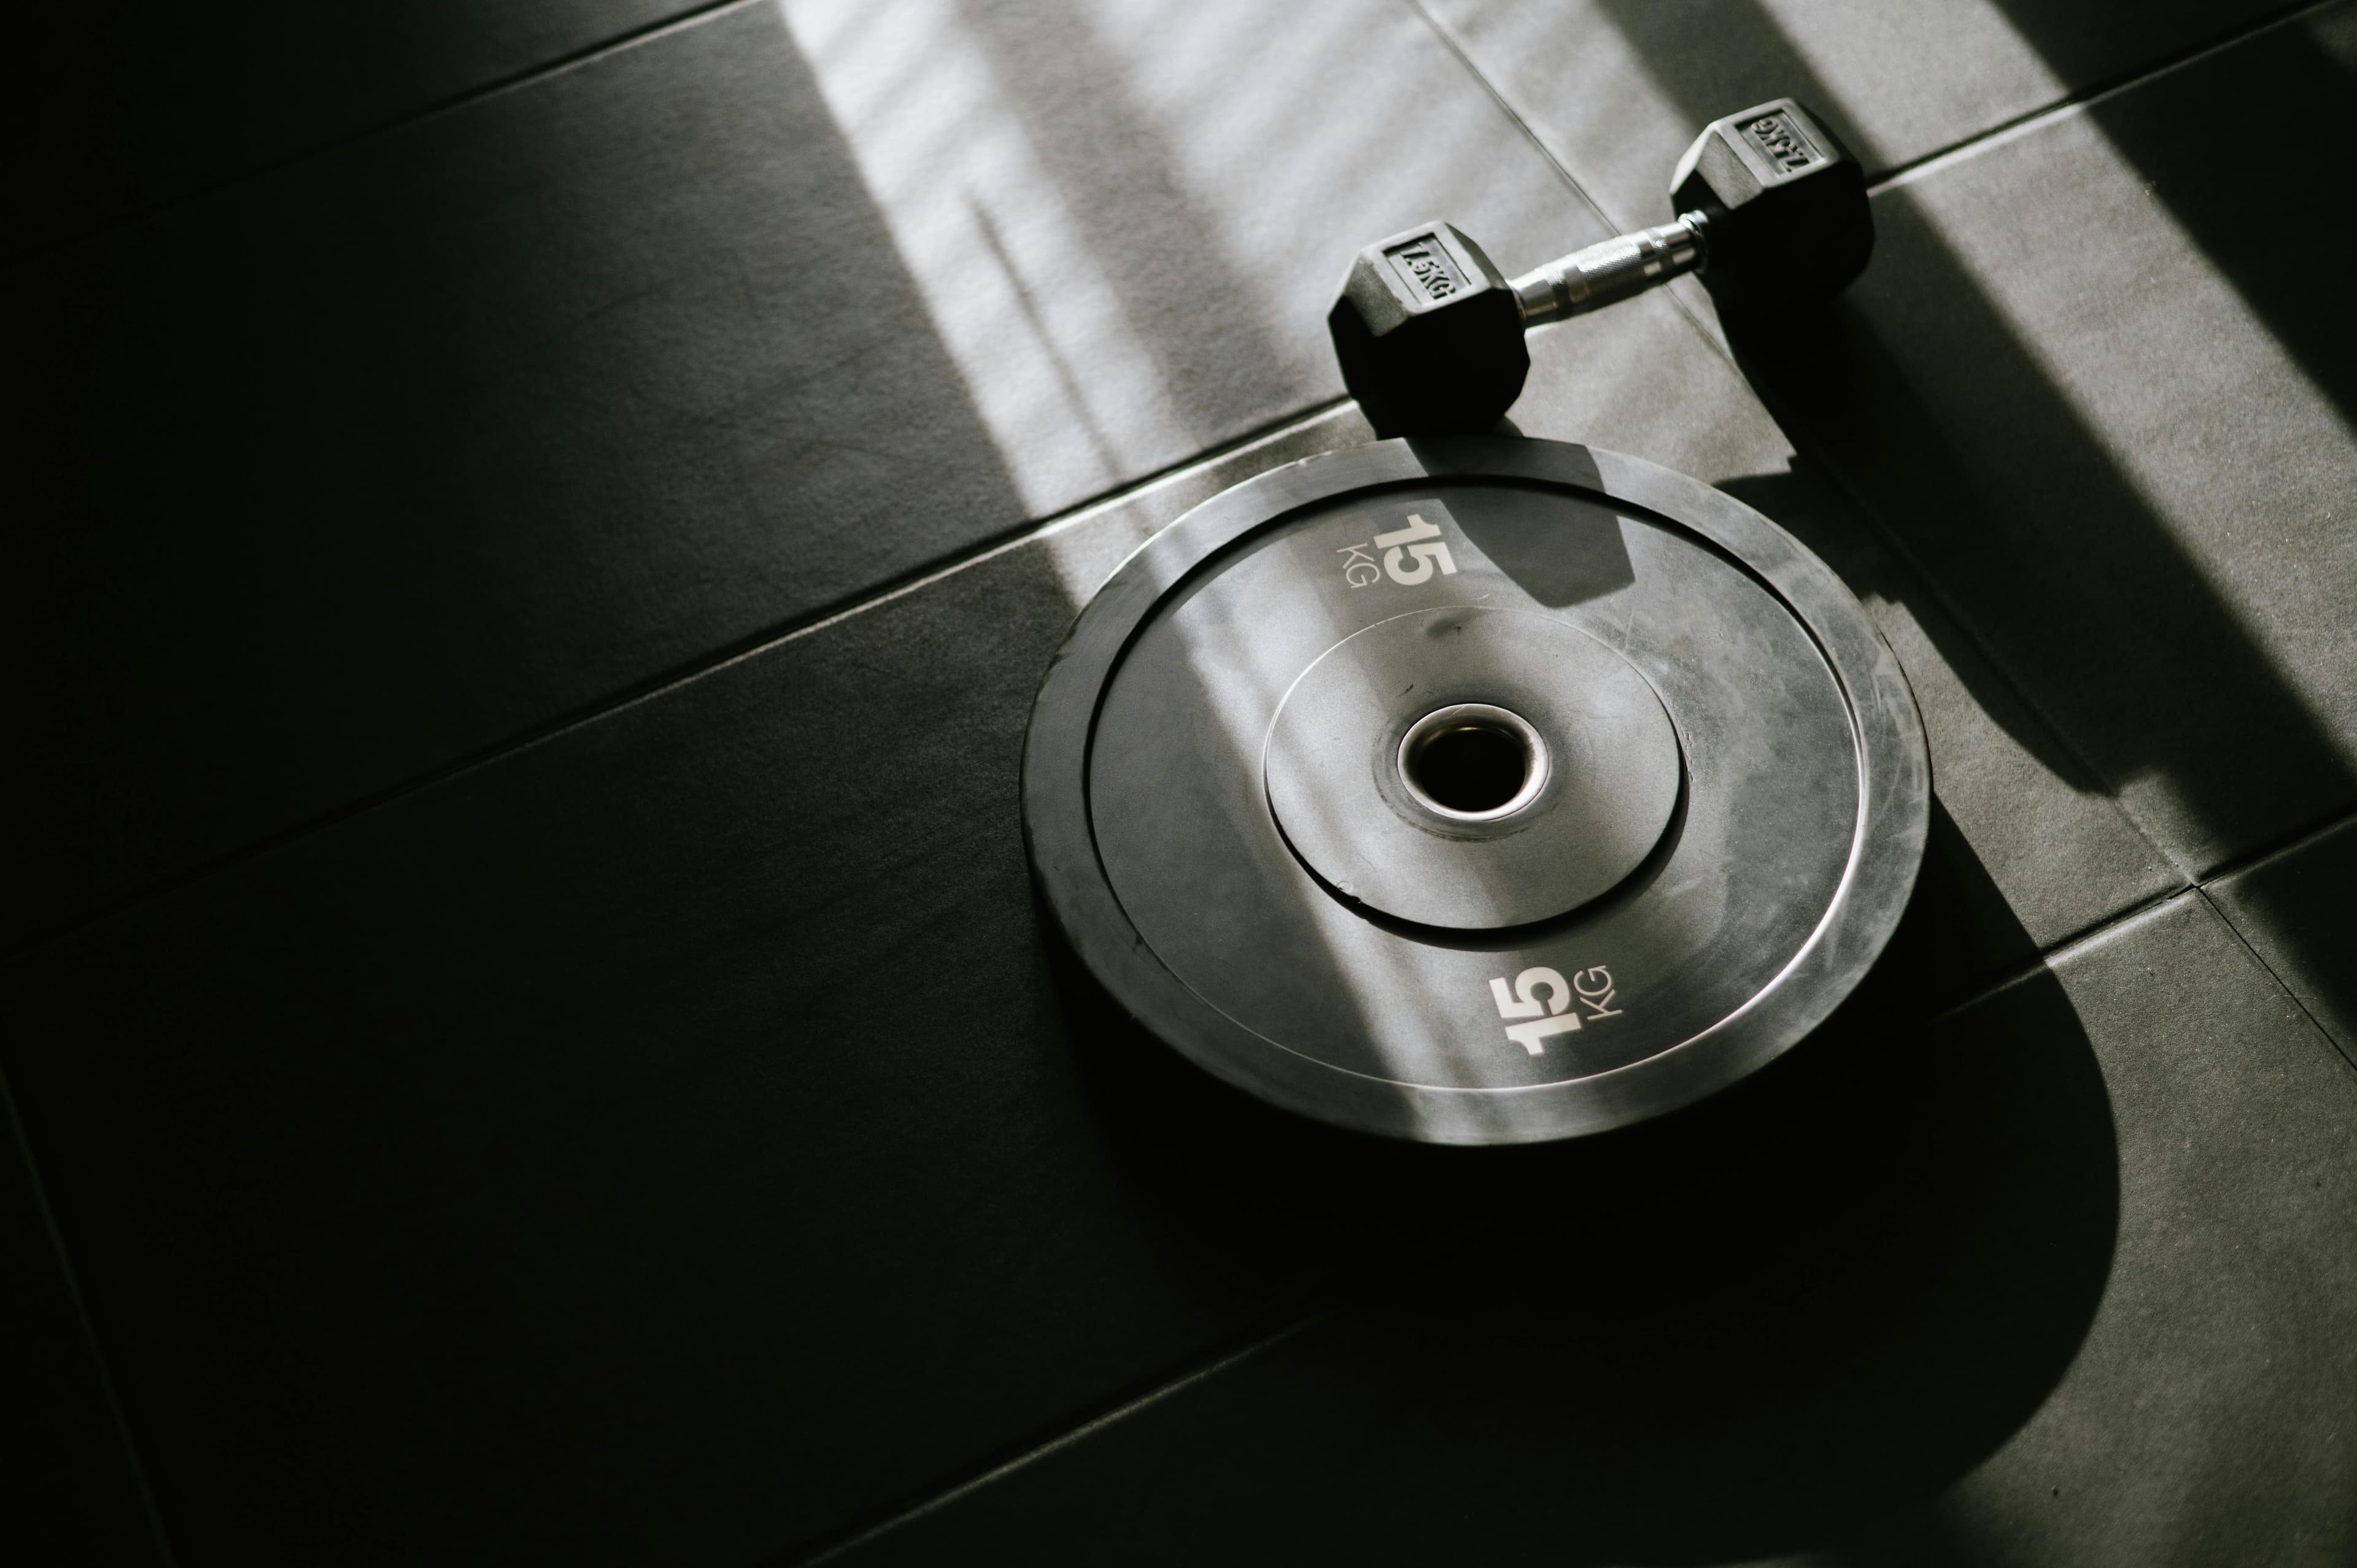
<box><xmin>1263</xmin><ymin>604</ymin><xmax>1683</xmax><ymax>930</ymax></box>
<box><xmin>1021</xmin><ymin>437</ymin><xmax>1929</xmax><ymax>1146</ymax></box>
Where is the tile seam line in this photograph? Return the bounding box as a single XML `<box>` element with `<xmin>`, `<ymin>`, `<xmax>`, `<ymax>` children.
<box><xmin>1865</xmin><ymin>0</ymin><xmax>2343</xmax><ymax>192</ymax></box>
<box><xmin>670</xmin><ymin>400</ymin><xmax>1347</xmax><ymax>671</ymax></box>
<box><xmin>0</xmin><ymin>398</ymin><xmax>1353</xmax><ymax>964</ymax></box>
<box><xmin>1399</xmin><ymin>0</ymin><xmax>1617</xmax><ymax>239</ymax></box>
<box><xmin>15</xmin><ymin>0</ymin><xmax>759</xmax><ymax>266</ymax></box>
<box><xmin>1935</xmin><ymin>887</ymin><xmax>2197</xmax><ymax>1023</ymax></box>
<box><xmin>0</xmin><ymin>1065</ymin><xmax>182</xmax><ymax>1566</ymax></box>
<box><xmin>2197</xmin><ymin>803</ymin><xmax>2357</xmax><ymax>887</ymax></box>
<box><xmin>2194</xmin><ymin>886</ymin><xmax>2356</xmax><ymax>1076</ymax></box>
<box><xmin>2195</xmin><ymin>803</ymin><xmax>2357</xmax><ymax>1074</ymax></box>
<box><xmin>780</xmin><ymin>1306</ymin><xmax>1336</xmax><ymax>1568</ymax></box>
<box><xmin>1925</xmin><ymin>814</ymin><xmax>2357</xmax><ymax>1025</ymax></box>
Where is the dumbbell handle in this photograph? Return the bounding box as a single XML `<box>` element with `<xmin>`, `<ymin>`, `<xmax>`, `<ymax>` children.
<box><xmin>1510</xmin><ymin>212</ymin><xmax>1709</xmax><ymax>328</ymax></box>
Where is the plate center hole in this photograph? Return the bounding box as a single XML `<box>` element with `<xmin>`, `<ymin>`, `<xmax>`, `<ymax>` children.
<box><xmin>1406</xmin><ymin>719</ymin><xmax>1529</xmax><ymax>814</ymax></box>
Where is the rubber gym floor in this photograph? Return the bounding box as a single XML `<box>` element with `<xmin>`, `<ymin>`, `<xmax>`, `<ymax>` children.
<box><xmin>6</xmin><ymin>2</ymin><xmax>2353</xmax><ymax>1563</ymax></box>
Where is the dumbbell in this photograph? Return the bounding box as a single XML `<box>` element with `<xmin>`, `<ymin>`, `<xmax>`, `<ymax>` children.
<box><xmin>1328</xmin><ymin>98</ymin><xmax>1871</xmax><ymax>439</ymax></box>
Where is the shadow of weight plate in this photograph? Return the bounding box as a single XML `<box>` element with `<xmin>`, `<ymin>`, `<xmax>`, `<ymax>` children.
<box><xmin>1024</xmin><ymin>438</ymin><xmax>1928</xmax><ymax>1145</ymax></box>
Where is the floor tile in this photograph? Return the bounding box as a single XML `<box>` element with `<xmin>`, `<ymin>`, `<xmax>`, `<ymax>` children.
<box><xmin>818</xmin><ymin>895</ymin><xmax>2357</xmax><ymax>1567</ymax></box>
<box><xmin>18</xmin><ymin>1</ymin><xmax>703</xmax><ymax>249</ymax></box>
<box><xmin>2207</xmin><ymin>814</ymin><xmax>2357</xmax><ymax>1061</ymax></box>
<box><xmin>1931</xmin><ymin>894</ymin><xmax>2357</xmax><ymax>1568</ymax></box>
<box><xmin>1729</xmin><ymin>9</ymin><xmax>2357</xmax><ymax>876</ymax></box>
<box><xmin>6</xmin><ymin>0</ymin><xmax>1596</xmax><ymax>944</ymax></box>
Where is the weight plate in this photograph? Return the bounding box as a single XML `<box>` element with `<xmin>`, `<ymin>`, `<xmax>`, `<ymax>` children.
<box><xmin>1023</xmin><ymin>437</ymin><xmax>1928</xmax><ymax>1145</ymax></box>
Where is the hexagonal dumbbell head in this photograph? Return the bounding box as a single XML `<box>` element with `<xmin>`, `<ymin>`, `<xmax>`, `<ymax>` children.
<box><xmin>1670</xmin><ymin>98</ymin><xmax>1871</xmax><ymax>318</ymax></box>
<box><xmin>1326</xmin><ymin>223</ymin><xmax>1528</xmax><ymax>439</ymax></box>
